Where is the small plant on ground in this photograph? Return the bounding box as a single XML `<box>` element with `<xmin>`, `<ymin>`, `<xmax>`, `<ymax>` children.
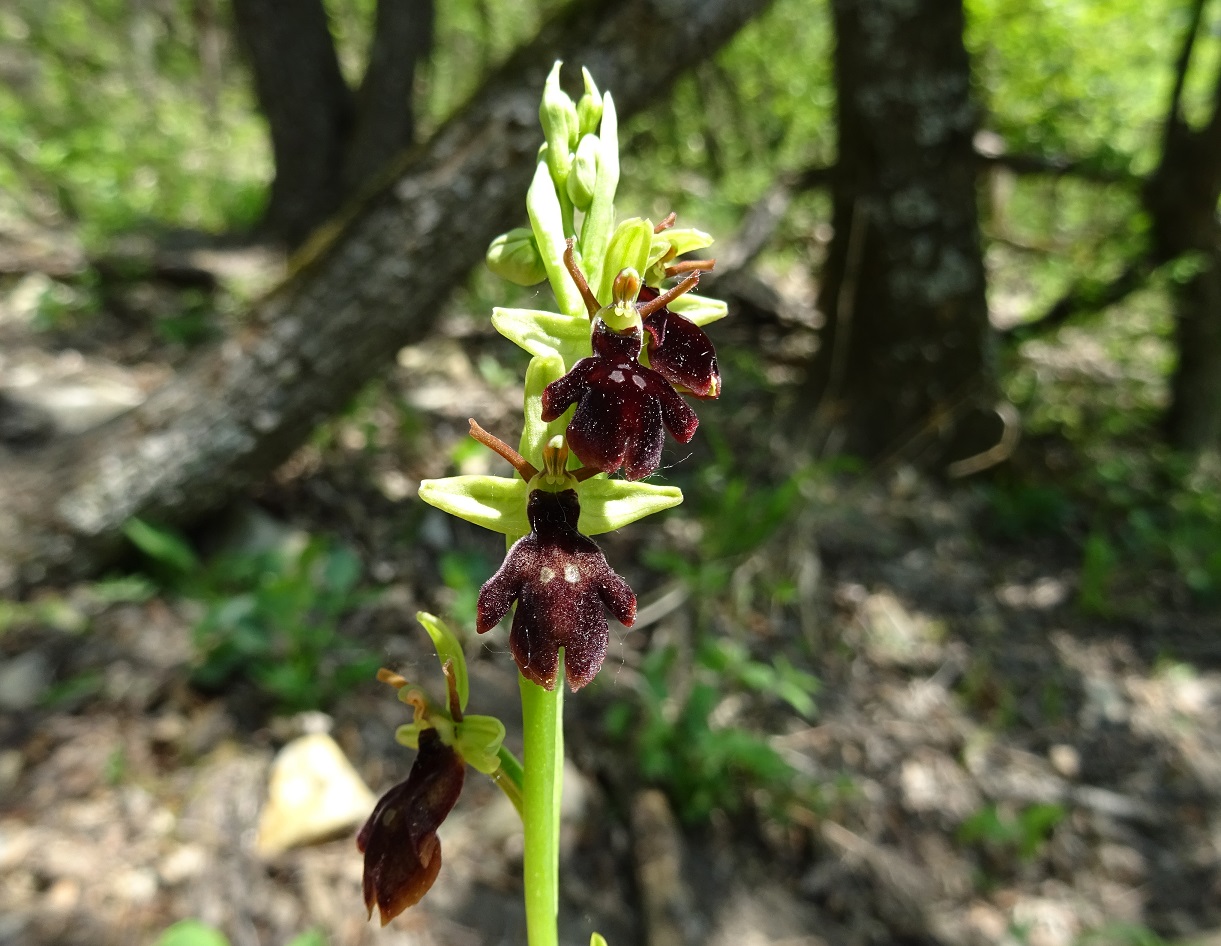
<box><xmin>124</xmin><ymin>519</ymin><xmax>378</xmax><ymax>712</ymax></box>
<box><xmin>607</xmin><ymin>635</ymin><xmax>819</xmax><ymax>822</ymax></box>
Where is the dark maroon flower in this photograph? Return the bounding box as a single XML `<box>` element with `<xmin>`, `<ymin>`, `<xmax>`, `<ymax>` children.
<box><xmin>542</xmin><ymin>319</ymin><xmax>698</xmax><ymax>480</ymax></box>
<box><xmin>638</xmin><ymin>285</ymin><xmax>721</xmax><ymax>399</ymax></box>
<box><xmin>476</xmin><ymin>488</ymin><xmax>636</xmax><ymax>690</ymax></box>
<box><xmin>357</xmin><ymin>728</ymin><xmax>465</xmax><ymax>925</ymax></box>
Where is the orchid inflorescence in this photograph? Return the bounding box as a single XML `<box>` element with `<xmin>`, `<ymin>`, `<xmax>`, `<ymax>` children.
<box><xmin>359</xmin><ymin>62</ymin><xmax>728</xmax><ymax>939</ymax></box>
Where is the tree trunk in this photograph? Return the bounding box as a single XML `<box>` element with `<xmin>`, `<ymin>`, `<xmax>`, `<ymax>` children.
<box><xmin>806</xmin><ymin>0</ymin><xmax>993</xmax><ymax>466</ymax></box>
<box><xmin>1146</xmin><ymin>0</ymin><xmax>1221</xmax><ymax>452</ymax></box>
<box><xmin>342</xmin><ymin>0</ymin><xmax>436</xmax><ymax>194</ymax></box>
<box><xmin>230</xmin><ymin>0</ymin><xmax>355</xmax><ymax>247</ymax></box>
<box><xmin>0</xmin><ymin>0</ymin><xmax>776</xmax><ymax>593</ymax></box>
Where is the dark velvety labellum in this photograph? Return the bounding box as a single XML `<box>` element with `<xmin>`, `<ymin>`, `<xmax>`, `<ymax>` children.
<box><xmin>638</xmin><ymin>286</ymin><xmax>721</xmax><ymax>399</ymax></box>
<box><xmin>476</xmin><ymin>489</ymin><xmax>636</xmax><ymax>690</ymax></box>
<box><xmin>358</xmin><ymin>729</ymin><xmax>465</xmax><ymax>925</ymax></box>
<box><xmin>542</xmin><ymin>320</ymin><xmax>697</xmax><ymax>480</ymax></box>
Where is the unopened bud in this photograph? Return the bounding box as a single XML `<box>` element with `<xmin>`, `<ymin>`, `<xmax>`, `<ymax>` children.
<box><xmin>540</xmin><ymin>61</ymin><xmax>579</xmax><ymax>157</ymax></box>
<box><xmin>486</xmin><ymin>228</ymin><xmax>547</xmax><ymax>286</ymax></box>
<box><xmin>576</xmin><ymin>68</ymin><xmax>603</xmax><ymax>136</ymax></box>
<box><xmin>566</xmin><ymin>134</ymin><xmax>599</xmax><ymax>210</ymax></box>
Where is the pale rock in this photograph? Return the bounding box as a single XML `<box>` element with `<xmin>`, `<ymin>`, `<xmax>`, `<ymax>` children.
<box><xmin>0</xmin><ymin>652</ymin><xmax>51</xmax><ymax>711</ymax></box>
<box><xmin>254</xmin><ymin>732</ymin><xmax>376</xmax><ymax>857</ymax></box>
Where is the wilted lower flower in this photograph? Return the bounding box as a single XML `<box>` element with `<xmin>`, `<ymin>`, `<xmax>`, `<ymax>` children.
<box><xmin>477</xmin><ymin>487</ymin><xmax>636</xmax><ymax>690</ymax></box>
<box><xmin>358</xmin><ymin>728</ymin><xmax>465</xmax><ymax>925</ymax></box>
<box><xmin>359</xmin><ymin>615</ymin><xmax>507</xmax><ymax>924</ymax></box>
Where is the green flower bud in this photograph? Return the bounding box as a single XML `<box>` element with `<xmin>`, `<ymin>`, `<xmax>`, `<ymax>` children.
<box><xmin>566</xmin><ymin>134</ymin><xmax>599</xmax><ymax>211</ymax></box>
<box><xmin>486</xmin><ymin>228</ymin><xmax>547</xmax><ymax>286</ymax></box>
<box><xmin>540</xmin><ymin>61</ymin><xmax>578</xmax><ymax>180</ymax></box>
<box><xmin>576</xmin><ymin>67</ymin><xmax>603</xmax><ymax>137</ymax></box>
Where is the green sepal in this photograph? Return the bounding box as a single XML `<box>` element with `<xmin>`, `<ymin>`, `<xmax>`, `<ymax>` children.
<box><xmin>486</xmin><ymin>228</ymin><xmax>547</xmax><ymax>286</ymax></box>
<box><xmin>661</xmin><ymin>227</ymin><xmax>714</xmax><ymax>258</ymax></box>
<box><xmin>417</xmin><ymin>611</ymin><xmax>468</xmax><ymax>711</ymax></box>
<box><xmin>454</xmin><ymin>714</ymin><xmax>507</xmax><ymax>775</ymax></box>
<box><xmin>646</xmin><ymin>236</ymin><xmax>672</xmax><ymax>273</ymax></box>
<box><xmin>598</xmin><ymin>217</ymin><xmax>653</xmax><ymax>303</ymax></box>
<box><xmin>527</xmin><ymin>162</ymin><xmax>583</xmax><ymax>318</ymax></box>
<box><xmin>567</xmin><ymin>134</ymin><xmax>599</xmax><ymax>211</ymax></box>
<box><xmin>521</xmin><ymin>355</ymin><xmax>571</xmax><ymax>469</ymax></box>
<box><xmin>667</xmin><ymin>292</ymin><xmax>728</xmax><ymax>326</ymax></box>
<box><xmin>576</xmin><ymin>67</ymin><xmax>603</xmax><ymax>137</ymax></box>
<box><xmin>591</xmin><ymin>935</ymin><xmax>609</xmax><ymax>946</ymax></box>
<box><xmin>491</xmin><ymin>307</ymin><xmax>592</xmax><ymax>367</ymax></box>
<box><xmin>394</xmin><ymin>721</ymin><xmax>425</xmax><ymax>749</ymax></box>
<box><xmin>419</xmin><ymin>475</ymin><xmax>529</xmax><ymax>537</ymax></box>
<box><xmin>577</xmin><ymin>477</ymin><xmax>683</xmax><ymax>535</ymax></box>
<box><xmin>580</xmin><ymin>93</ymin><xmax>619</xmax><ymax>297</ymax></box>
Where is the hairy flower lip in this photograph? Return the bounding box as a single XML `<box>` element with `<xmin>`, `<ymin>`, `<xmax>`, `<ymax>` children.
<box><xmin>542</xmin><ymin>319</ymin><xmax>698</xmax><ymax>480</ymax></box>
<box><xmin>476</xmin><ymin>489</ymin><xmax>636</xmax><ymax>690</ymax></box>
<box><xmin>358</xmin><ymin>728</ymin><xmax>465</xmax><ymax>925</ymax></box>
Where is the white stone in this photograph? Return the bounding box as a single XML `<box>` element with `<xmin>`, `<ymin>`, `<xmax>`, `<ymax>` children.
<box><xmin>254</xmin><ymin>732</ymin><xmax>377</xmax><ymax>857</ymax></box>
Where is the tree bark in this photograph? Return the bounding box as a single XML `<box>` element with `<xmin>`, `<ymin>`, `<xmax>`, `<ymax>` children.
<box><xmin>342</xmin><ymin>0</ymin><xmax>436</xmax><ymax>194</ymax></box>
<box><xmin>230</xmin><ymin>0</ymin><xmax>355</xmax><ymax>247</ymax></box>
<box><xmin>1147</xmin><ymin>0</ymin><xmax>1221</xmax><ymax>451</ymax></box>
<box><xmin>805</xmin><ymin>0</ymin><xmax>993</xmax><ymax>467</ymax></box>
<box><xmin>0</xmin><ymin>0</ymin><xmax>776</xmax><ymax>592</ymax></box>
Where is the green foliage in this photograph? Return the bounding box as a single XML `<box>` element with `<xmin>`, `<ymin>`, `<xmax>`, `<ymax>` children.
<box><xmin>0</xmin><ymin>2</ymin><xmax>267</xmax><ymax>242</ymax></box>
<box><xmin>154</xmin><ymin>920</ymin><xmax>326</xmax><ymax>946</ymax></box>
<box><xmin>646</xmin><ymin>460</ymin><xmax>806</xmax><ymax>602</ymax></box>
<box><xmin>607</xmin><ymin>636</ymin><xmax>818</xmax><ymax>823</ymax></box>
<box><xmin>154</xmin><ymin>920</ymin><xmax>230</xmax><ymax>946</ymax></box>
<box><xmin>619</xmin><ymin>0</ymin><xmax>833</xmax><ymax>227</ymax></box>
<box><xmin>958</xmin><ymin>801</ymin><xmax>1067</xmax><ymax>862</ymax></box>
<box><xmin>1078</xmin><ymin>529</ymin><xmax>1119</xmax><ymax>615</ymax></box>
<box><xmin>125</xmin><ymin>519</ymin><xmax>378</xmax><ymax>712</ymax></box>
<box><xmin>439</xmin><ymin>549</ymin><xmax>493</xmax><ymax>632</ymax></box>
<box><xmin>966</xmin><ymin>0</ymin><xmax>1189</xmax><ymax>168</ymax></box>
<box><xmin>980</xmin><ymin>480</ymin><xmax>1075</xmax><ymax>540</ymax></box>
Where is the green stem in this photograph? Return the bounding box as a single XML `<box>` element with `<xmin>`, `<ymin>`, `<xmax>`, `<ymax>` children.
<box><xmin>520</xmin><ymin>656</ymin><xmax>564</xmax><ymax>946</ymax></box>
<box><xmin>492</xmin><ymin>746</ymin><xmax>526</xmax><ymax>818</ymax></box>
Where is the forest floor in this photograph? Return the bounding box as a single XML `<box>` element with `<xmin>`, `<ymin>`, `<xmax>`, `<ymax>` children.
<box><xmin>2</xmin><ymin>252</ymin><xmax>1221</xmax><ymax>946</ymax></box>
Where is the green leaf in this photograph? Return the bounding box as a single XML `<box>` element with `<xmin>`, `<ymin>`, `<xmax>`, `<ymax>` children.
<box><xmin>491</xmin><ymin>307</ymin><xmax>591</xmax><ymax>367</ymax></box>
<box><xmin>417</xmin><ymin>611</ymin><xmax>469</xmax><ymax>711</ymax></box>
<box><xmin>418</xmin><ymin>475</ymin><xmax>530</xmax><ymax>537</ymax></box>
<box><xmin>591</xmin><ymin>934</ymin><xmax>610</xmax><ymax>946</ymax></box>
<box><xmin>123</xmin><ymin>518</ymin><xmax>200</xmax><ymax>574</ymax></box>
<box><xmin>153</xmin><ymin>920</ymin><xmax>230</xmax><ymax>946</ymax></box>
<box><xmin>577</xmin><ymin>478</ymin><xmax>683</xmax><ymax>534</ymax></box>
